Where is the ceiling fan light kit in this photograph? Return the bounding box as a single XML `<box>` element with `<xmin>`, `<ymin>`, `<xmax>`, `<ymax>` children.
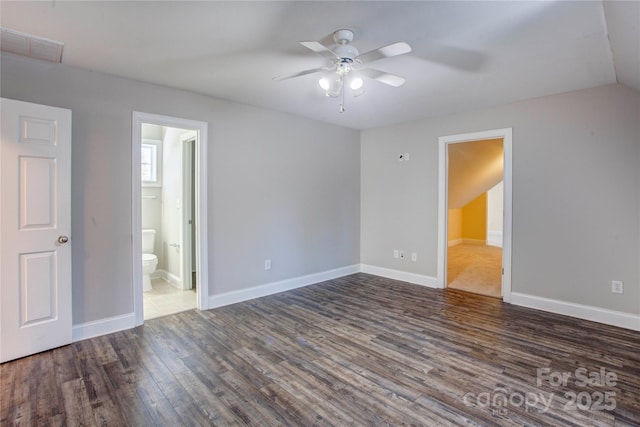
<box><xmin>319</xmin><ymin>72</ymin><xmax>364</xmax><ymax>97</ymax></box>
<box><xmin>274</xmin><ymin>29</ymin><xmax>411</xmax><ymax>112</ymax></box>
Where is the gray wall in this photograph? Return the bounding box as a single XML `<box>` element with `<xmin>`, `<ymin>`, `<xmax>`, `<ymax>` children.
<box><xmin>1</xmin><ymin>53</ymin><xmax>360</xmax><ymax>324</ymax></box>
<box><xmin>361</xmin><ymin>83</ymin><xmax>640</xmax><ymax>315</ymax></box>
<box><xmin>2</xmin><ymin>51</ymin><xmax>638</xmax><ymax>324</ymax></box>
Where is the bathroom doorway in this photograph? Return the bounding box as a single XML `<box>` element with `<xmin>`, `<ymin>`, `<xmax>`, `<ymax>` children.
<box><xmin>132</xmin><ymin>112</ymin><xmax>209</xmax><ymax>324</ymax></box>
<box><xmin>140</xmin><ymin>125</ymin><xmax>195</xmax><ymax>319</ymax></box>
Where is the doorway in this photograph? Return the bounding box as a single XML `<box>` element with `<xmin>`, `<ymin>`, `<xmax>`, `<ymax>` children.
<box><xmin>132</xmin><ymin>112</ymin><xmax>209</xmax><ymax>325</ymax></box>
<box><xmin>140</xmin><ymin>125</ymin><xmax>196</xmax><ymax>319</ymax></box>
<box><xmin>446</xmin><ymin>139</ymin><xmax>503</xmax><ymax>298</ymax></box>
<box><xmin>437</xmin><ymin>128</ymin><xmax>512</xmax><ymax>302</ymax></box>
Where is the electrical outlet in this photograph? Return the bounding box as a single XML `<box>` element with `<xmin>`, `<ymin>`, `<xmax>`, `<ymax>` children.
<box><xmin>399</xmin><ymin>251</ymin><xmax>405</xmax><ymax>259</ymax></box>
<box><xmin>404</xmin><ymin>153</ymin><xmax>410</xmax><ymax>161</ymax></box>
<box><xmin>264</xmin><ymin>259</ymin><xmax>271</xmax><ymax>270</ymax></box>
<box><xmin>393</xmin><ymin>249</ymin><xmax>399</xmax><ymax>259</ymax></box>
<box><xmin>411</xmin><ymin>252</ymin><xmax>417</xmax><ymax>262</ymax></box>
<box><xmin>611</xmin><ymin>280</ymin><xmax>623</xmax><ymax>294</ymax></box>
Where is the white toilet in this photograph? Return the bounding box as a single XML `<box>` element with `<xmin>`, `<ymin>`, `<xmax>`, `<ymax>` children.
<box><xmin>142</xmin><ymin>229</ymin><xmax>158</xmax><ymax>292</ymax></box>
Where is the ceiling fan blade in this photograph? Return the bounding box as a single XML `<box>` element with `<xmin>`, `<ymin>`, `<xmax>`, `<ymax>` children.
<box><xmin>300</xmin><ymin>41</ymin><xmax>339</xmax><ymax>60</ymax></box>
<box><xmin>273</xmin><ymin>67</ymin><xmax>326</xmax><ymax>82</ymax></box>
<box><xmin>360</xmin><ymin>68</ymin><xmax>406</xmax><ymax>87</ymax></box>
<box><xmin>356</xmin><ymin>42</ymin><xmax>412</xmax><ymax>64</ymax></box>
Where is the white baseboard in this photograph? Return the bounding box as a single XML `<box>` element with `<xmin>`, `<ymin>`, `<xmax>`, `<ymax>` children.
<box><xmin>449</xmin><ymin>238</ymin><xmax>487</xmax><ymax>247</ymax></box>
<box><xmin>209</xmin><ymin>264</ymin><xmax>360</xmax><ymax>309</ymax></box>
<box><xmin>72</xmin><ymin>312</ymin><xmax>137</xmax><ymax>342</ymax></box>
<box><xmin>511</xmin><ymin>292</ymin><xmax>640</xmax><ymax>331</ymax></box>
<box><xmin>154</xmin><ymin>269</ymin><xmax>182</xmax><ymax>289</ymax></box>
<box><xmin>360</xmin><ymin>264</ymin><xmax>439</xmax><ymax>288</ymax></box>
<box><xmin>71</xmin><ymin>268</ymin><xmax>638</xmax><ymax>343</ymax></box>
<box><xmin>487</xmin><ymin>230</ymin><xmax>503</xmax><ymax>247</ymax></box>
<box><xmin>463</xmin><ymin>239</ymin><xmax>486</xmax><ymax>245</ymax></box>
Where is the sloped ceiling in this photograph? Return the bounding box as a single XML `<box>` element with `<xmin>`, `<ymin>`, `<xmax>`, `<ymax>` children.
<box><xmin>448</xmin><ymin>139</ymin><xmax>504</xmax><ymax>209</ymax></box>
<box><xmin>603</xmin><ymin>1</ymin><xmax>640</xmax><ymax>91</ymax></box>
<box><xmin>1</xmin><ymin>1</ymin><xmax>638</xmax><ymax>130</ymax></box>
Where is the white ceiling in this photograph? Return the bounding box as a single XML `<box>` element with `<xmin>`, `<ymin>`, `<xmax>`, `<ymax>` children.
<box><xmin>1</xmin><ymin>1</ymin><xmax>638</xmax><ymax>130</ymax></box>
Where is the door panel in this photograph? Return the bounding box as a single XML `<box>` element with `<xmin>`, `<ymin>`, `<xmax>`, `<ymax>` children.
<box><xmin>20</xmin><ymin>156</ymin><xmax>56</xmax><ymax>229</ymax></box>
<box><xmin>20</xmin><ymin>116</ymin><xmax>58</xmax><ymax>145</ymax></box>
<box><xmin>1</xmin><ymin>98</ymin><xmax>72</xmax><ymax>363</ymax></box>
<box><xmin>20</xmin><ymin>251</ymin><xmax>57</xmax><ymax>325</ymax></box>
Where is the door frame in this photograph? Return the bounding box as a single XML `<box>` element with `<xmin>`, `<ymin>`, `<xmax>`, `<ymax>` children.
<box><xmin>437</xmin><ymin>128</ymin><xmax>513</xmax><ymax>302</ymax></box>
<box><xmin>132</xmin><ymin>112</ymin><xmax>209</xmax><ymax>326</ymax></box>
<box><xmin>181</xmin><ymin>133</ymin><xmax>196</xmax><ymax>291</ymax></box>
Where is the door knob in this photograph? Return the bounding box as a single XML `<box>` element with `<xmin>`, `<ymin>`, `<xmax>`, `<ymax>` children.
<box><xmin>58</xmin><ymin>235</ymin><xmax>69</xmax><ymax>244</ymax></box>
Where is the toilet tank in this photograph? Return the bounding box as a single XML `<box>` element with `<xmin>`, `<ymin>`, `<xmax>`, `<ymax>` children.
<box><xmin>141</xmin><ymin>229</ymin><xmax>156</xmax><ymax>253</ymax></box>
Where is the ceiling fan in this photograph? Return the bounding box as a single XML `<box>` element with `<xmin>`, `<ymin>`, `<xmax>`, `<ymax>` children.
<box><xmin>274</xmin><ymin>29</ymin><xmax>411</xmax><ymax>111</ymax></box>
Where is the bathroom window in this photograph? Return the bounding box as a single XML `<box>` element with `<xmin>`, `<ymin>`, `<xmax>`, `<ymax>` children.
<box><xmin>141</xmin><ymin>139</ymin><xmax>162</xmax><ymax>187</ymax></box>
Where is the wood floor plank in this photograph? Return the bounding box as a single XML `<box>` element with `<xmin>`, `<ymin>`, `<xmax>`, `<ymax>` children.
<box><xmin>70</xmin><ymin>339</ymin><xmax>128</xmax><ymax>426</ymax></box>
<box><xmin>0</xmin><ymin>353</ymin><xmax>18</xmax><ymax>423</ymax></box>
<box><xmin>60</xmin><ymin>378</ymin><xmax>96</xmax><ymax>427</ymax></box>
<box><xmin>2</xmin><ymin>357</ymin><xmax>36</xmax><ymax>426</ymax></box>
<box><xmin>139</xmin><ymin>325</ymin><xmax>238</xmax><ymax>425</ymax></box>
<box><xmin>2</xmin><ymin>273</ymin><xmax>639</xmax><ymax>425</ymax></box>
<box><xmin>133</xmin><ymin>327</ymin><xmax>214</xmax><ymax>427</ymax></box>
<box><xmin>35</xmin><ymin>353</ymin><xmax>66</xmax><ymax>425</ymax></box>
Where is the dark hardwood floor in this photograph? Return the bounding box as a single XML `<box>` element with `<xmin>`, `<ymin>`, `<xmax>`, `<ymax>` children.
<box><xmin>2</xmin><ymin>273</ymin><xmax>639</xmax><ymax>426</ymax></box>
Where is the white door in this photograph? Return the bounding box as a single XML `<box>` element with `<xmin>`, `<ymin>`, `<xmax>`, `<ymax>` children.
<box><xmin>0</xmin><ymin>98</ymin><xmax>72</xmax><ymax>363</ymax></box>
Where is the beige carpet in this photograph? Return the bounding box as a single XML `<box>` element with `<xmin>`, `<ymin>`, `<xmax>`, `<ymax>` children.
<box><xmin>447</xmin><ymin>243</ymin><xmax>502</xmax><ymax>298</ymax></box>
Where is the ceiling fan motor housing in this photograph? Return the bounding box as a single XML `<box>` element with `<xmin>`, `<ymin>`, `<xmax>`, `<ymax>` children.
<box><xmin>334</xmin><ymin>44</ymin><xmax>359</xmax><ymax>61</ymax></box>
<box><xmin>333</xmin><ymin>29</ymin><xmax>359</xmax><ymax>61</ymax></box>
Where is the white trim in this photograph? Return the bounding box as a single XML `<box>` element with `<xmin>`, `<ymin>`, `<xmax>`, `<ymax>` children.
<box><xmin>461</xmin><ymin>239</ymin><xmax>486</xmax><ymax>245</ymax></box>
<box><xmin>209</xmin><ymin>265</ymin><xmax>360</xmax><ymax>308</ymax></box>
<box><xmin>448</xmin><ymin>238</ymin><xmax>487</xmax><ymax>247</ymax></box>
<box><xmin>154</xmin><ymin>269</ymin><xmax>181</xmax><ymax>289</ymax></box>
<box><xmin>181</xmin><ymin>133</ymin><xmax>196</xmax><ymax>292</ymax></box>
<box><xmin>132</xmin><ymin>112</ymin><xmax>209</xmax><ymax>327</ymax></box>
<box><xmin>437</xmin><ymin>140</ymin><xmax>447</xmax><ymax>288</ymax></box>
<box><xmin>360</xmin><ymin>264</ymin><xmax>438</xmax><ymax>288</ymax></box>
<box><xmin>487</xmin><ymin>230</ymin><xmax>503</xmax><ymax>248</ymax></box>
<box><xmin>511</xmin><ymin>293</ymin><xmax>640</xmax><ymax>331</ymax></box>
<box><xmin>72</xmin><ymin>313</ymin><xmax>136</xmax><ymax>342</ymax></box>
<box><xmin>70</xmin><ymin>270</ymin><xmax>640</xmax><ymax>341</ymax></box>
<box><xmin>437</xmin><ymin>128</ymin><xmax>513</xmax><ymax>303</ymax></box>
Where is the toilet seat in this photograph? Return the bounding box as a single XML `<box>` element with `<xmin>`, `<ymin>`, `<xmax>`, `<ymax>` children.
<box><xmin>142</xmin><ymin>253</ymin><xmax>157</xmax><ymax>265</ymax></box>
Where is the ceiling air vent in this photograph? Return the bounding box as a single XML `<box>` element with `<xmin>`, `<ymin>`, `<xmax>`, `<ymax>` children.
<box><xmin>1</xmin><ymin>27</ymin><xmax>64</xmax><ymax>63</ymax></box>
